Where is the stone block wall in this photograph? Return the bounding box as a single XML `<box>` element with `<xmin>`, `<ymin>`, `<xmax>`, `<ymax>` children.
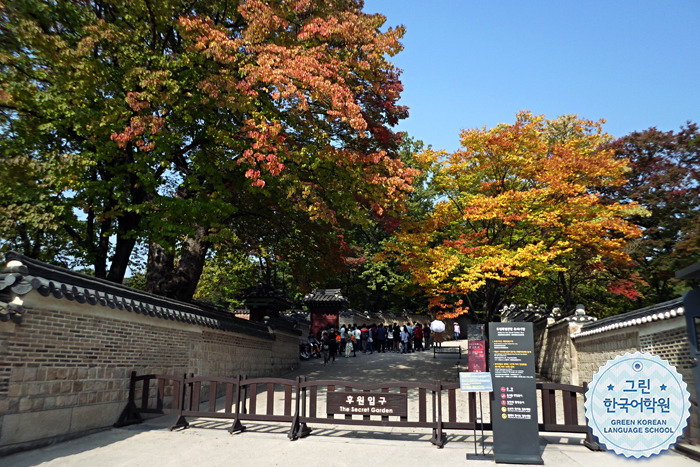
<box><xmin>575</xmin><ymin>330</ymin><xmax>640</xmax><ymax>384</ymax></box>
<box><xmin>0</xmin><ymin>290</ymin><xmax>299</xmax><ymax>455</ymax></box>
<box><xmin>535</xmin><ymin>312</ymin><xmax>698</xmax><ymax>437</ymax></box>
<box><xmin>570</xmin><ymin>318</ymin><xmax>694</xmax><ymax>391</ymax></box>
<box><xmin>539</xmin><ymin>321</ymin><xmax>574</xmax><ymax>384</ymax></box>
<box><xmin>532</xmin><ymin>317</ymin><xmax>549</xmax><ymax>374</ymax></box>
<box><xmin>536</xmin><ymin>313</ymin><xmax>694</xmax><ymax>388</ymax></box>
<box><xmin>639</xmin><ymin>324</ymin><xmax>696</xmax><ymax>375</ymax></box>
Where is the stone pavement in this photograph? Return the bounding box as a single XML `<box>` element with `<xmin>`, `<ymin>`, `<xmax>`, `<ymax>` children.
<box><xmin>4</xmin><ymin>342</ymin><xmax>698</xmax><ymax>466</ymax></box>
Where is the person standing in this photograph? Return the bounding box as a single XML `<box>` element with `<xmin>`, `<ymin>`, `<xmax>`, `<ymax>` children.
<box><xmin>320</xmin><ymin>331</ymin><xmax>330</xmax><ymax>365</ymax></box>
<box><xmin>339</xmin><ymin>324</ymin><xmax>346</xmax><ymax>354</ymax></box>
<box><xmin>328</xmin><ymin>327</ymin><xmax>338</xmax><ymax>363</ymax></box>
<box><xmin>377</xmin><ymin>323</ymin><xmax>388</xmax><ymax>352</ymax></box>
<box><xmin>353</xmin><ymin>325</ymin><xmax>361</xmax><ymax>356</ymax></box>
<box><xmin>424</xmin><ymin>324</ymin><xmax>432</xmax><ymax>350</ymax></box>
<box><xmin>360</xmin><ymin>325</ymin><xmax>369</xmax><ymax>353</ymax></box>
<box><xmin>367</xmin><ymin>324</ymin><xmax>376</xmax><ymax>354</ymax></box>
<box><xmin>344</xmin><ymin>333</ymin><xmax>353</xmax><ymax>357</ymax></box>
<box><xmin>433</xmin><ymin>329</ymin><xmax>443</xmax><ymax>348</ymax></box>
<box><xmin>400</xmin><ymin>326</ymin><xmax>409</xmax><ymax>353</ymax></box>
<box><xmin>414</xmin><ymin>323</ymin><xmax>423</xmax><ymax>351</ymax></box>
<box><xmin>453</xmin><ymin>322</ymin><xmax>461</xmax><ymax>341</ymax></box>
<box><xmin>405</xmin><ymin>322</ymin><xmax>414</xmax><ymax>352</ymax></box>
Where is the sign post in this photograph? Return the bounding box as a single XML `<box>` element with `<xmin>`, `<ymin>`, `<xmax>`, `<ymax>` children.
<box><xmin>460</xmin><ymin>372</ymin><xmax>493</xmax><ymax>460</ymax></box>
<box><xmin>489</xmin><ymin>322</ymin><xmax>543</xmax><ymax>465</ymax></box>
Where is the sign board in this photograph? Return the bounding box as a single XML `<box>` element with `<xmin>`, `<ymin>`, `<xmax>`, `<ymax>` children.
<box><xmin>585</xmin><ymin>352</ymin><xmax>691</xmax><ymax>458</ymax></box>
<box><xmin>459</xmin><ymin>372</ymin><xmax>493</xmax><ymax>392</ymax></box>
<box><xmin>489</xmin><ymin>322</ymin><xmax>543</xmax><ymax>465</ymax></box>
<box><xmin>468</xmin><ymin>340</ymin><xmax>487</xmax><ymax>372</ymax></box>
<box><xmin>326</xmin><ymin>392</ymin><xmax>407</xmax><ymax>417</ymax></box>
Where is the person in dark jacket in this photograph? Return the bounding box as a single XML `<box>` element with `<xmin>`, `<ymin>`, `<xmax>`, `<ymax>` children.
<box><xmin>360</xmin><ymin>325</ymin><xmax>369</xmax><ymax>353</ymax></box>
<box><xmin>367</xmin><ymin>324</ymin><xmax>376</xmax><ymax>354</ymax></box>
<box><xmin>328</xmin><ymin>327</ymin><xmax>338</xmax><ymax>363</ymax></box>
<box><xmin>320</xmin><ymin>331</ymin><xmax>330</xmax><ymax>364</ymax></box>
<box><xmin>376</xmin><ymin>323</ymin><xmax>388</xmax><ymax>352</ymax></box>
<box><xmin>392</xmin><ymin>323</ymin><xmax>400</xmax><ymax>352</ymax></box>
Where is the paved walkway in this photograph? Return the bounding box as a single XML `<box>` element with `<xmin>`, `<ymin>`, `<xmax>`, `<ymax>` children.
<box><xmin>4</xmin><ymin>342</ymin><xmax>698</xmax><ymax>466</ymax></box>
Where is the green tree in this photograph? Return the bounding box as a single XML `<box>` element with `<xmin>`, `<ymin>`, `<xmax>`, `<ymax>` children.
<box><xmin>314</xmin><ymin>136</ymin><xmax>431</xmax><ymax>314</ymax></box>
<box><xmin>193</xmin><ymin>249</ymin><xmax>257</xmax><ymax>308</ymax></box>
<box><xmin>0</xmin><ymin>0</ymin><xmax>417</xmax><ymax>301</ymax></box>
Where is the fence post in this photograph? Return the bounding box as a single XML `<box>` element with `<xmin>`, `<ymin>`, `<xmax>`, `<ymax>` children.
<box><xmin>228</xmin><ymin>374</ymin><xmax>246</xmax><ymax>434</ymax></box>
<box><xmin>582</xmin><ymin>382</ymin><xmax>605</xmax><ymax>451</ymax></box>
<box><xmin>169</xmin><ymin>373</ymin><xmax>190</xmax><ymax>430</ymax></box>
<box><xmin>288</xmin><ymin>376</ymin><xmax>311</xmax><ymax>440</ymax></box>
<box><xmin>288</xmin><ymin>376</ymin><xmax>301</xmax><ymax>440</ymax></box>
<box><xmin>431</xmin><ymin>381</ymin><xmax>446</xmax><ymax>448</ymax></box>
<box><xmin>113</xmin><ymin>371</ymin><xmax>143</xmax><ymax>427</ymax></box>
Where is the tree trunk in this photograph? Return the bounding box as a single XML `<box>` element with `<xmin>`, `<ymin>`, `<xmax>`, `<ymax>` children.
<box><xmin>558</xmin><ymin>271</ymin><xmax>572</xmax><ymax>312</ymax></box>
<box><xmin>484</xmin><ymin>279</ymin><xmax>500</xmax><ymax>322</ymax></box>
<box><xmin>145</xmin><ymin>226</ymin><xmax>210</xmax><ymax>302</ymax></box>
<box><xmin>107</xmin><ymin>212</ymin><xmax>142</xmax><ymax>283</ymax></box>
<box><xmin>145</xmin><ymin>242</ymin><xmax>175</xmax><ymax>296</ymax></box>
<box><xmin>484</xmin><ymin>277</ymin><xmax>522</xmax><ymax>323</ymax></box>
<box><xmin>93</xmin><ymin>222</ymin><xmax>111</xmax><ymax>279</ymax></box>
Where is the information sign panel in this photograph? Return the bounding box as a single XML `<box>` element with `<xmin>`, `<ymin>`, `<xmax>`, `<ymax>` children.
<box><xmin>489</xmin><ymin>322</ymin><xmax>543</xmax><ymax>465</ymax></box>
<box><xmin>584</xmin><ymin>352</ymin><xmax>691</xmax><ymax>458</ymax></box>
<box><xmin>326</xmin><ymin>392</ymin><xmax>407</xmax><ymax>417</ymax></box>
<box><xmin>459</xmin><ymin>372</ymin><xmax>493</xmax><ymax>392</ymax></box>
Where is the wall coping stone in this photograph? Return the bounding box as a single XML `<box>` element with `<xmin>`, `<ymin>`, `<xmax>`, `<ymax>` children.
<box><xmin>573</xmin><ymin>297</ymin><xmax>685</xmax><ymax>339</ymax></box>
<box><xmin>0</xmin><ymin>251</ymin><xmax>276</xmax><ymax>339</ymax></box>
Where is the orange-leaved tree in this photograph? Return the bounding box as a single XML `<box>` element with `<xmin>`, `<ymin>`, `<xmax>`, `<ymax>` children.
<box><xmin>0</xmin><ymin>0</ymin><xmax>418</xmax><ymax>301</ymax></box>
<box><xmin>384</xmin><ymin>112</ymin><xmax>642</xmax><ymax>322</ymax></box>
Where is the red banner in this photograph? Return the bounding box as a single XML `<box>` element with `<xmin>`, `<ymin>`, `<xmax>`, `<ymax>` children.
<box><xmin>468</xmin><ymin>340</ymin><xmax>486</xmax><ymax>372</ymax></box>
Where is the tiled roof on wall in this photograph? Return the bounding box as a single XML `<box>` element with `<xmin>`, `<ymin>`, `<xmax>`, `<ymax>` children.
<box><xmin>0</xmin><ymin>251</ymin><xmax>274</xmax><ymax>339</ymax></box>
<box><xmin>303</xmin><ymin>288</ymin><xmax>349</xmax><ymax>306</ymax></box>
<box><xmin>573</xmin><ymin>298</ymin><xmax>685</xmax><ymax>339</ymax></box>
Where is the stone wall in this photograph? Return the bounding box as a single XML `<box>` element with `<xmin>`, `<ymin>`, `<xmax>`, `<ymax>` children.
<box><xmin>575</xmin><ymin>317</ymin><xmax>698</xmax><ymax>437</ymax></box>
<box><xmin>532</xmin><ymin>317</ymin><xmax>548</xmax><ymax>374</ymax></box>
<box><xmin>532</xmin><ymin>301</ymin><xmax>699</xmax><ymax>438</ymax></box>
<box><xmin>338</xmin><ymin>312</ymin><xmax>430</xmax><ymax>328</ymax></box>
<box><xmin>539</xmin><ymin>320</ymin><xmax>575</xmax><ymax>384</ymax></box>
<box><xmin>575</xmin><ymin>330</ymin><xmax>642</xmax><ymax>384</ymax></box>
<box><xmin>0</xmin><ymin>289</ymin><xmax>299</xmax><ymax>455</ymax></box>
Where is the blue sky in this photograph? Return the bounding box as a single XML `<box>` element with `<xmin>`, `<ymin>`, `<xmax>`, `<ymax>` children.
<box><xmin>363</xmin><ymin>0</ymin><xmax>700</xmax><ymax>152</ymax></box>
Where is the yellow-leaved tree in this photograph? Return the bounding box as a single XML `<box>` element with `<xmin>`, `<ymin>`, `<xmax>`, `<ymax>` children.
<box><xmin>384</xmin><ymin>112</ymin><xmax>642</xmax><ymax>322</ymax></box>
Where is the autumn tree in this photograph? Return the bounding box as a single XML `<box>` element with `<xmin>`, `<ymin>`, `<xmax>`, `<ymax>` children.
<box><xmin>609</xmin><ymin>124</ymin><xmax>700</xmax><ymax>305</ymax></box>
<box><xmin>508</xmin><ymin>115</ymin><xmax>649</xmax><ymax>316</ymax></box>
<box><xmin>385</xmin><ymin>112</ymin><xmax>641</xmax><ymax>322</ymax></box>
<box><xmin>0</xmin><ymin>0</ymin><xmax>417</xmax><ymax>301</ymax></box>
<box><xmin>309</xmin><ymin>136</ymin><xmax>432</xmax><ymax>314</ymax></box>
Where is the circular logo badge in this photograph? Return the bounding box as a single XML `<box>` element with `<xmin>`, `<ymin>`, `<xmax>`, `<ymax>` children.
<box><xmin>585</xmin><ymin>352</ymin><xmax>690</xmax><ymax>458</ymax></box>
